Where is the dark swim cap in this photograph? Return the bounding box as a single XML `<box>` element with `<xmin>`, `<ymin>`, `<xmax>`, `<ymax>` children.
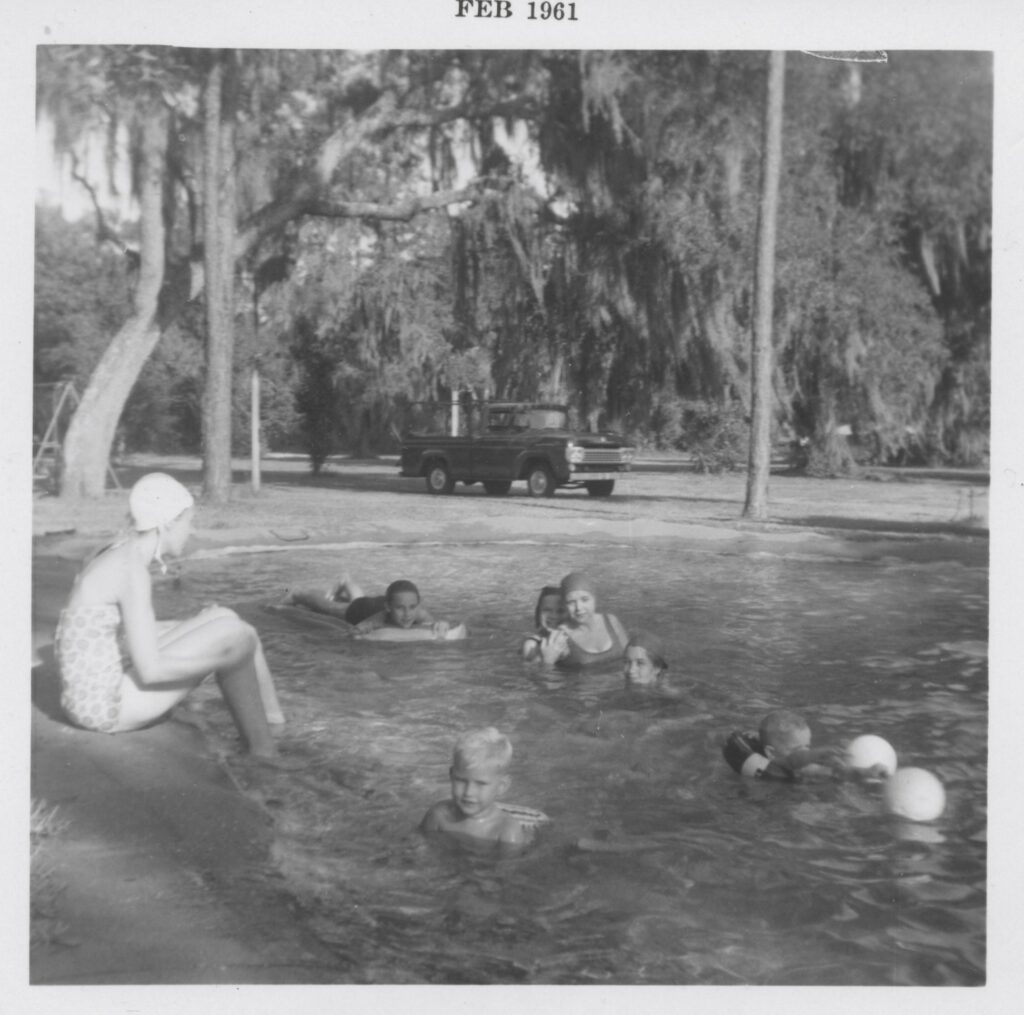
<box><xmin>560</xmin><ymin>572</ymin><xmax>597</xmax><ymax>598</ymax></box>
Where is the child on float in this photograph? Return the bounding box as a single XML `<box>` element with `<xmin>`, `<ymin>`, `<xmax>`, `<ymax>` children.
<box><xmin>521</xmin><ymin>585</ymin><xmax>565</xmax><ymax>662</ymax></box>
<box><xmin>55</xmin><ymin>473</ymin><xmax>288</xmax><ymax>762</ymax></box>
<box><xmin>722</xmin><ymin>709</ymin><xmax>839</xmax><ymax>781</ymax></box>
<box><xmin>420</xmin><ymin>727</ymin><xmax>543</xmax><ymax>853</ymax></box>
<box><xmin>283</xmin><ymin>576</ymin><xmax>453</xmax><ymax>639</ymax></box>
<box><xmin>538</xmin><ymin>572</ymin><xmax>629</xmax><ymax>669</ymax></box>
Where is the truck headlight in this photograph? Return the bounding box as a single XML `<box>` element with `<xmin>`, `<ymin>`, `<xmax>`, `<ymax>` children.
<box><xmin>565</xmin><ymin>442</ymin><xmax>585</xmax><ymax>464</ymax></box>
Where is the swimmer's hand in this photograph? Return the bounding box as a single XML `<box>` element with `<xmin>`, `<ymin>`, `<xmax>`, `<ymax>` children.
<box><xmin>539</xmin><ymin>628</ymin><xmax>569</xmax><ymax>666</ymax></box>
<box><xmin>352</xmin><ymin>612</ymin><xmax>386</xmax><ymax>636</ymax></box>
<box><xmin>432</xmin><ymin>621</ymin><xmax>451</xmax><ymax>639</ymax></box>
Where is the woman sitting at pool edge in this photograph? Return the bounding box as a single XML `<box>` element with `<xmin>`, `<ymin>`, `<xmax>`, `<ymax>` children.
<box><xmin>55</xmin><ymin>472</ymin><xmax>288</xmax><ymax>762</ymax></box>
<box><xmin>538</xmin><ymin>572</ymin><xmax>628</xmax><ymax>669</ymax></box>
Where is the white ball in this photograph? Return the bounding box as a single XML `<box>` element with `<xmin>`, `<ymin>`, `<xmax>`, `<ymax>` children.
<box><xmin>845</xmin><ymin>735</ymin><xmax>898</xmax><ymax>777</ymax></box>
<box><xmin>884</xmin><ymin>767</ymin><xmax>946</xmax><ymax>822</ymax></box>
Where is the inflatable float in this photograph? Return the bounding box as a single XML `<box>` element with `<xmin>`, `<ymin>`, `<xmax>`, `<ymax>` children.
<box><xmin>265</xmin><ymin>603</ymin><xmax>466</xmax><ymax>641</ymax></box>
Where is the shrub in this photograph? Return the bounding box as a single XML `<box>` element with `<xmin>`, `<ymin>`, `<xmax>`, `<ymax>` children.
<box><xmin>678</xmin><ymin>400</ymin><xmax>749</xmax><ymax>474</ymax></box>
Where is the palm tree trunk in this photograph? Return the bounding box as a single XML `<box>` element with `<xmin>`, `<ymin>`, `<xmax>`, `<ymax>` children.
<box><xmin>743</xmin><ymin>51</ymin><xmax>786</xmax><ymax>520</ymax></box>
<box><xmin>59</xmin><ymin>111</ymin><xmax>168</xmax><ymax>499</ymax></box>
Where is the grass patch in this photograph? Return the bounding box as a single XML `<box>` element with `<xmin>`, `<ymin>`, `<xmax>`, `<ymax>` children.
<box><xmin>31</xmin><ymin>798</ymin><xmax>72</xmax><ymax>949</ymax></box>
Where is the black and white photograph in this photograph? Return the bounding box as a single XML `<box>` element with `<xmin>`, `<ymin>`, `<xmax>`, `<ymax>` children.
<box><xmin>6</xmin><ymin>1</ymin><xmax>1022</xmax><ymax>1010</ymax></box>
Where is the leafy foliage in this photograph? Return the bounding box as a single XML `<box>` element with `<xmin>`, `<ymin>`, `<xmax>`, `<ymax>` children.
<box><xmin>36</xmin><ymin>48</ymin><xmax>991</xmax><ymax>473</ymax></box>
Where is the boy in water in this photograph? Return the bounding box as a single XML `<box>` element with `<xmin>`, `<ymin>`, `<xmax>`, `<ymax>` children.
<box><xmin>723</xmin><ymin>709</ymin><xmax>838</xmax><ymax>781</ymax></box>
<box><xmin>420</xmin><ymin>728</ymin><xmax>536</xmax><ymax>852</ymax></box>
<box><xmin>283</xmin><ymin>576</ymin><xmax>449</xmax><ymax>637</ymax></box>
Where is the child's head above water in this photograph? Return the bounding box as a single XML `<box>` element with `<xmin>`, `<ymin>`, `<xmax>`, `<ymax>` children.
<box><xmin>624</xmin><ymin>630</ymin><xmax>668</xmax><ymax>686</ymax></box>
<box><xmin>385</xmin><ymin>579</ymin><xmax>421</xmax><ymax>628</ymax></box>
<box><xmin>453</xmin><ymin>726</ymin><xmax>513</xmax><ymax>773</ymax></box>
<box><xmin>534</xmin><ymin>586</ymin><xmax>564</xmax><ymax>631</ymax></box>
<box><xmin>759</xmin><ymin>710</ymin><xmax>812</xmax><ymax>759</ymax></box>
<box><xmin>449</xmin><ymin>727</ymin><xmax>513</xmax><ymax>818</ymax></box>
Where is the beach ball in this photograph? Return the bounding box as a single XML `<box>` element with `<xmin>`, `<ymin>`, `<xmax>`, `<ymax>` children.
<box><xmin>845</xmin><ymin>735</ymin><xmax>898</xmax><ymax>777</ymax></box>
<box><xmin>884</xmin><ymin>767</ymin><xmax>946</xmax><ymax>822</ymax></box>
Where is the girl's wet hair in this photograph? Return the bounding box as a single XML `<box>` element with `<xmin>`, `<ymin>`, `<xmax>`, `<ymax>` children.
<box><xmin>626</xmin><ymin>630</ymin><xmax>668</xmax><ymax>671</ymax></box>
<box><xmin>385</xmin><ymin>579</ymin><xmax>420</xmax><ymax>603</ymax></box>
<box><xmin>534</xmin><ymin>585</ymin><xmax>562</xmax><ymax>628</ymax></box>
<box><xmin>453</xmin><ymin>727</ymin><xmax>513</xmax><ymax>772</ymax></box>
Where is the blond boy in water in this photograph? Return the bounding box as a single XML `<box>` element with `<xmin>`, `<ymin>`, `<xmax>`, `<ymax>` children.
<box><xmin>420</xmin><ymin>728</ymin><xmax>535</xmax><ymax>852</ymax></box>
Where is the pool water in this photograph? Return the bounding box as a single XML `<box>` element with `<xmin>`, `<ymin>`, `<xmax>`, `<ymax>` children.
<box><xmin>163</xmin><ymin>537</ymin><xmax>987</xmax><ymax>985</ymax></box>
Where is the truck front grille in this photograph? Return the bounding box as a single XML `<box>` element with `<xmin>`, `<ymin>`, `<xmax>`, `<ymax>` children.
<box><xmin>579</xmin><ymin>448</ymin><xmax>630</xmax><ymax>466</ymax></box>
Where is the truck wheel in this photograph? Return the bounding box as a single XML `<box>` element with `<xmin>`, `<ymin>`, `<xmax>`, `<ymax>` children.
<box><xmin>483</xmin><ymin>481</ymin><xmax>512</xmax><ymax>496</ymax></box>
<box><xmin>585</xmin><ymin>480</ymin><xmax>615</xmax><ymax>497</ymax></box>
<box><xmin>425</xmin><ymin>461</ymin><xmax>454</xmax><ymax>495</ymax></box>
<box><xmin>526</xmin><ymin>463</ymin><xmax>556</xmax><ymax>498</ymax></box>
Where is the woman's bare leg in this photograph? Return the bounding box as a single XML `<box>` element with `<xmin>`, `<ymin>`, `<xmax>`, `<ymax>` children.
<box><xmin>163</xmin><ymin>612</ymin><xmax>285</xmax><ymax>723</ymax></box>
<box><xmin>154</xmin><ymin>613</ymin><xmax>277</xmax><ymax>757</ymax></box>
<box><xmin>253</xmin><ymin>639</ymin><xmax>285</xmax><ymax>724</ymax></box>
<box><xmin>213</xmin><ymin>647</ymin><xmax>277</xmax><ymax>757</ymax></box>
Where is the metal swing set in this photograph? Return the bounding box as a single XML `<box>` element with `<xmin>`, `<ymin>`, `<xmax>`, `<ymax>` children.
<box><xmin>33</xmin><ymin>380</ymin><xmax>122</xmax><ymax>492</ymax></box>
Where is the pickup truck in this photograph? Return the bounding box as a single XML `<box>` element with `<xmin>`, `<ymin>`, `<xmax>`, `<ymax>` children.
<box><xmin>399</xmin><ymin>402</ymin><xmax>636</xmax><ymax>497</ymax></box>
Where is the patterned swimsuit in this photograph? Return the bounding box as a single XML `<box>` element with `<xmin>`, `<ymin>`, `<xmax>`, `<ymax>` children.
<box><xmin>55</xmin><ymin>603</ymin><xmax>132</xmax><ymax>733</ymax></box>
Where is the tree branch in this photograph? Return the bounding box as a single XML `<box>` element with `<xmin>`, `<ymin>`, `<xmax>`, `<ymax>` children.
<box><xmin>69</xmin><ymin>151</ymin><xmax>128</xmax><ymax>254</ymax></box>
<box><xmin>304</xmin><ymin>187</ymin><xmax>479</xmax><ymax>222</ymax></box>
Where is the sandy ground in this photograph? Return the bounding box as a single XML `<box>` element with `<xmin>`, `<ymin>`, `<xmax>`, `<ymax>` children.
<box><xmin>27</xmin><ymin>454</ymin><xmax>990</xmax><ymax>989</ymax></box>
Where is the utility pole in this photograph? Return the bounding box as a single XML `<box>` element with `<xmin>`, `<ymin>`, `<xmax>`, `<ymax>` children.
<box><xmin>743</xmin><ymin>50</ymin><xmax>786</xmax><ymax>520</ymax></box>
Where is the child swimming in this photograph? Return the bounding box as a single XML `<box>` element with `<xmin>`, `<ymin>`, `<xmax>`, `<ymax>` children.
<box><xmin>723</xmin><ymin>709</ymin><xmax>839</xmax><ymax>781</ymax></box>
<box><xmin>283</xmin><ymin>576</ymin><xmax>460</xmax><ymax>640</ymax></box>
<box><xmin>420</xmin><ymin>727</ymin><xmax>540</xmax><ymax>853</ymax></box>
<box><xmin>538</xmin><ymin>572</ymin><xmax>628</xmax><ymax>669</ymax></box>
<box><xmin>521</xmin><ymin>585</ymin><xmax>565</xmax><ymax>662</ymax></box>
<box><xmin>623</xmin><ymin>630</ymin><xmax>669</xmax><ymax>689</ymax></box>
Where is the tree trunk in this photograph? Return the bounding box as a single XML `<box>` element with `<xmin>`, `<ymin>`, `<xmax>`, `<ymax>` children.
<box><xmin>201</xmin><ymin>53</ymin><xmax>238</xmax><ymax>504</ymax></box>
<box><xmin>743</xmin><ymin>51</ymin><xmax>786</xmax><ymax>520</ymax></box>
<box><xmin>59</xmin><ymin>111</ymin><xmax>168</xmax><ymax>499</ymax></box>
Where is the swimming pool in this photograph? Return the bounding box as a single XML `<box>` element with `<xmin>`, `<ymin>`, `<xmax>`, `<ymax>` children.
<box><xmin>165</xmin><ymin>536</ymin><xmax>987</xmax><ymax>985</ymax></box>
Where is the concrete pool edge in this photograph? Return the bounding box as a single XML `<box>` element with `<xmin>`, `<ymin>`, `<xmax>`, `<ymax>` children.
<box><xmin>29</xmin><ymin>684</ymin><xmax>348</xmax><ymax>984</ymax></box>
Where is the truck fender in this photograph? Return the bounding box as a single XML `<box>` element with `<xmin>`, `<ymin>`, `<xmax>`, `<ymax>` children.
<box><xmin>417</xmin><ymin>450</ymin><xmax>450</xmax><ymax>474</ymax></box>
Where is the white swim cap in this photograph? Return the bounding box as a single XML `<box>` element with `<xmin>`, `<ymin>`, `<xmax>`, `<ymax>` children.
<box><xmin>129</xmin><ymin>472</ymin><xmax>195</xmax><ymax>531</ymax></box>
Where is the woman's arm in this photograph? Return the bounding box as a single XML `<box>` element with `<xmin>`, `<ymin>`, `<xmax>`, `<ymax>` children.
<box><xmin>118</xmin><ymin>562</ymin><xmax>179</xmax><ymax>685</ymax></box>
